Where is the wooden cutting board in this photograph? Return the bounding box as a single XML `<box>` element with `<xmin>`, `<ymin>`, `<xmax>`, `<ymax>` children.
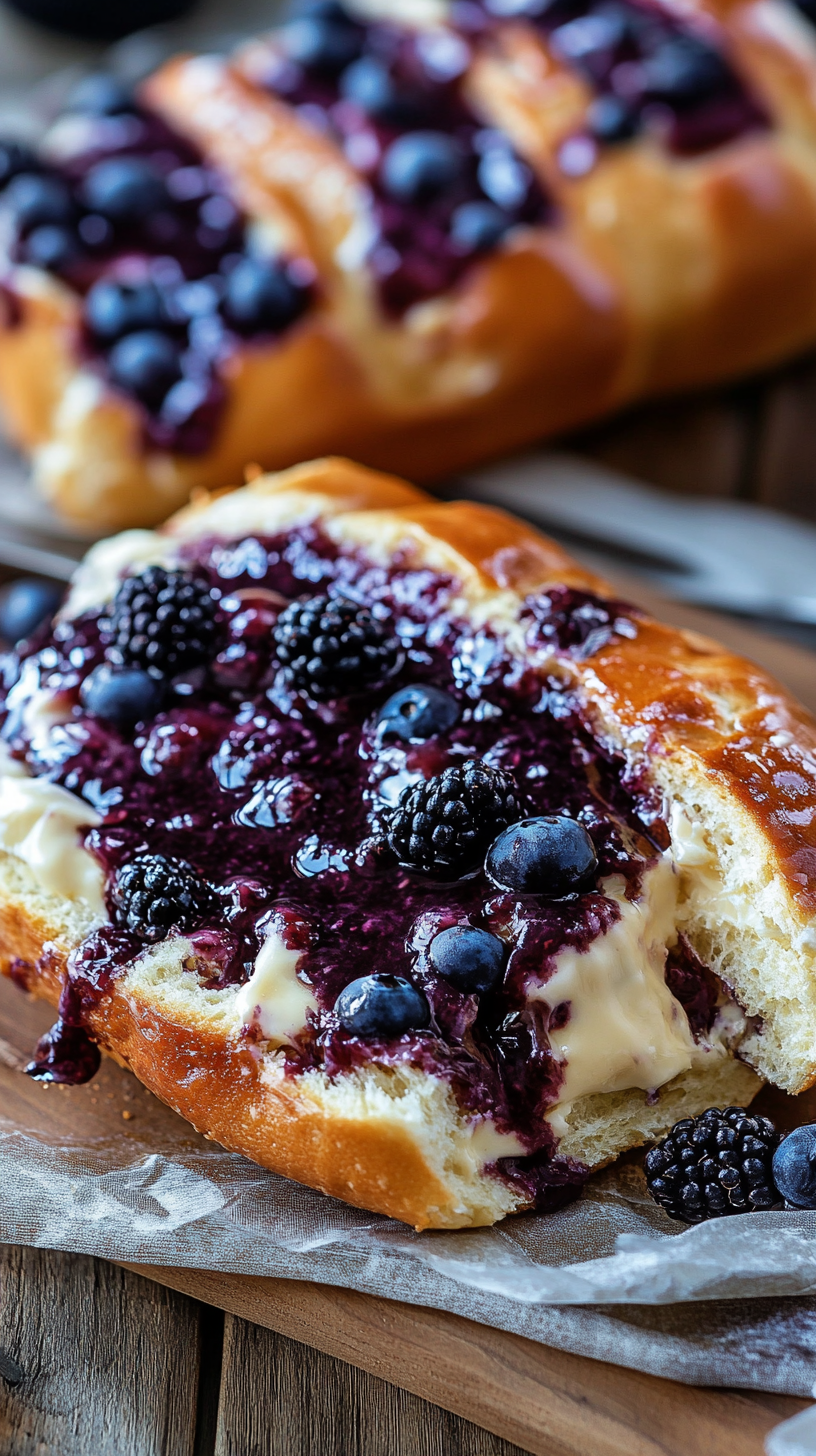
<box><xmin>1</xmin><ymin>585</ymin><xmax>814</xmax><ymax>1456</ymax></box>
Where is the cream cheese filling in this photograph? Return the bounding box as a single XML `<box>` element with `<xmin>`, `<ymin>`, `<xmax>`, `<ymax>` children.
<box><xmin>533</xmin><ymin>855</ymin><xmax>733</xmax><ymax>1139</ymax></box>
<box><xmin>234</xmin><ymin>926</ymin><xmax>319</xmax><ymax>1047</ymax></box>
<box><xmin>0</xmin><ymin>744</ymin><xmax>106</xmax><ymax>914</ymax></box>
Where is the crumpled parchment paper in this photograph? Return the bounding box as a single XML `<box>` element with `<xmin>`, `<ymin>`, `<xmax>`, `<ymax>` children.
<box><xmin>1</xmin><ymin>1110</ymin><xmax>816</xmax><ymax>1398</ymax></box>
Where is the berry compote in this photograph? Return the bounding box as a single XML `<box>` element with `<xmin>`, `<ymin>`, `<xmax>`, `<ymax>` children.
<box><xmin>257</xmin><ymin>7</ymin><xmax>553</xmax><ymax>315</ymax></box>
<box><xmin>466</xmin><ymin>0</ymin><xmax>768</xmax><ymax>164</ymax></box>
<box><xmin>0</xmin><ymin>524</ymin><xmax>724</xmax><ymax>1211</ymax></box>
<box><xmin>0</xmin><ymin>84</ymin><xmax>314</xmax><ymax>454</ymax></box>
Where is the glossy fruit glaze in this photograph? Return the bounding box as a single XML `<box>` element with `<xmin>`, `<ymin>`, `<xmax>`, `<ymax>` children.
<box><xmin>1</xmin><ymin>528</ymin><xmax>714</xmax><ymax>1209</ymax></box>
<box><xmin>259</xmin><ymin>0</ymin><xmax>767</xmax><ymax>315</ymax></box>
<box><xmin>259</xmin><ymin>10</ymin><xmax>553</xmax><ymax>315</ymax></box>
<box><xmin>462</xmin><ymin>0</ymin><xmax>769</xmax><ymax>161</ymax></box>
<box><xmin>0</xmin><ymin>93</ymin><xmax>313</xmax><ymax>453</ymax></box>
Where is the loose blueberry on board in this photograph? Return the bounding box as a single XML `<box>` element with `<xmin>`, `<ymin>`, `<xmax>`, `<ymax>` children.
<box><xmin>80</xmin><ymin>663</ymin><xmax>166</xmax><ymax>728</ymax></box>
<box><xmin>388</xmin><ymin>759</ymin><xmax>525</xmax><ymax>877</ymax></box>
<box><xmin>67</xmin><ymin>73</ymin><xmax>134</xmax><ymax>116</ymax></box>
<box><xmin>381</xmin><ymin>131</ymin><xmax>467</xmax><ymax>205</ymax></box>
<box><xmin>107</xmin><ymin>330</ymin><xmax>183</xmax><ymax>409</ymax></box>
<box><xmin>107</xmin><ymin>566</ymin><xmax>219</xmax><ymax>677</ymax></box>
<box><xmin>222</xmin><ymin>258</ymin><xmax>310</xmax><ymax>335</ymax></box>
<box><xmin>644</xmin><ymin>1107</ymin><xmax>781</xmax><ymax>1221</ymax></box>
<box><xmin>7</xmin><ymin>173</ymin><xmax>74</xmax><ymax>233</ymax></box>
<box><xmin>376</xmin><ymin>683</ymin><xmax>459</xmax><ymax>742</ymax></box>
<box><xmin>335</xmin><ymin>973</ymin><xmax>430</xmax><ymax>1038</ymax></box>
<box><xmin>772</xmin><ymin>1124</ymin><xmax>816</xmax><ymax>1208</ymax></box>
<box><xmin>284</xmin><ymin>3</ymin><xmax>363</xmax><ymax>74</ymax></box>
<box><xmin>112</xmin><ymin>852</ymin><xmax>215</xmax><ymax>941</ymax></box>
<box><xmin>0</xmin><ymin>577</ymin><xmax>62</xmax><ymax>644</ymax></box>
<box><xmin>84</xmin><ymin>279</ymin><xmax>167</xmax><ymax>342</ymax></box>
<box><xmin>450</xmin><ymin>200</ymin><xmax>511</xmax><ymax>254</ymax></box>
<box><xmin>428</xmin><ymin>924</ymin><xmax>506</xmax><ymax>996</ymax></box>
<box><xmin>274</xmin><ymin>593</ymin><xmax>402</xmax><ymax>699</ymax></box>
<box><xmin>23</xmin><ymin>224</ymin><xmax>82</xmax><ymax>271</ymax></box>
<box><xmin>80</xmin><ymin>157</ymin><xmax>168</xmax><ymax>223</ymax></box>
<box><xmin>0</xmin><ymin>141</ymin><xmax>39</xmax><ymax>192</ymax></box>
<box><xmin>486</xmin><ymin>815</ymin><xmax>598</xmax><ymax>897</ymax></box>
<box><xmin>587</xmin><ymin>95</ymin><xmax>639</xmax><ymax>144</ymax></box>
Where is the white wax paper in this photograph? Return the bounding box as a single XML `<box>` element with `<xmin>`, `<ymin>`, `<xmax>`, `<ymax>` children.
<box><xmin>1</xmin><ymin>1108</ymin><xmax>816</xmax><ymax>1399</ymax></box>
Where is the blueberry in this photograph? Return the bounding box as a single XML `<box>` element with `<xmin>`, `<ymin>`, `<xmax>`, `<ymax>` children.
<box><xmin>381</xmin><ymin>132</ymin><xmax>467</xmax><ymax>205</ymax></box>
<box><xmin>80</xmin><ymin>158</ymin><xmax>167</xmax><ymax>224</ymax></box>
<box><xmin>68</xmin><ymin>73</ymin><xmax>134</xmax><ymax>116</ymax></box>
<box><xmin>587</xmin><ymin>94</ymin><xmax>639</xmax><ymax>144</ymax></box>
<box><xmin>486</xmin><ymin>815</ymin><xmax>598</xmax><ymax>897</ymax></box>
<box><xmin>107</xmin><ymin>330</ymin><xmax>182</xmax><ymax>408</ymax></box>
<box><xmin>450</xmin><ymin>200</ymin><xmax>511</xmax><ymax>253</ymax></box>
<box><xmin>222</xmin><ymin>257</ymin><xmax>309</xmax><ymax>335</ymax></box>
<box><xmin>477</xmin><ymin>147</ymin><xmax>531</xmax><ymax>210</ymax></box>
<box><xmin>80</xmin><ymin>663</ymin><xmax>166</xmax><ymax>727</ymax></box>
<box><xmin>377</xmin><ymin>684</ymin><xmax>459</xmax><ymax>742</ymax></box>
<box><xmin>641</xmin><ymin>38</ymin><xmax>729</xmax><ymax>105</ymax></box>
<box><xmin>0</xmin><ymin>577</ymin><xmax>62</xmax><ymax>643</ymax></box>
<box><xmin>428</xmin><ymin>925</ymin><xmax>505</xmax><ymax>995</ymax></box>
<box><xmin>23</xmin><ymin>224</ymin><xmax>82</xmax><ymax>271</ymax></box>
<box><xmin>772</xmin><ymin>1125</ymin><xmax>816</xmax><ymax>1208</ymax></box>
<box><xmin>284</xmin><ymin>8</ymin><xmax>363</xmax><ymax>74</ymax></box>
<box><xmin>84</xmin><ymin>279</ymin><xmax>167</xmax><ymax>342</ymax></box>
<box><xmin>340</xmin><ymin>57</ymin><xmax>428</xmax><ymax>128</ymax></box>
<box><xmin>335</xmin><ymin>972</ymin><xmax>430</xmax><ymax>1038</ymax></box>
<box><xmin>0</xmin><ymin>140</ymin><xmax>38</xmax><ymax>193</ymax></box>
<box><xmin>7</xmin><ymin>173</ymin><xmax>74</xmax><ymax>233</ymax></box>
<box><xmin>550</xmin><ymin>12</ymin><xmax>628</xmax><ymax>62</ymax></box>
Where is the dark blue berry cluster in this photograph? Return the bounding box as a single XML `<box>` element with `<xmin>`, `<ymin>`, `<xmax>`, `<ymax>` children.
<box><xmin>266</xmin><ymin>1</ymin><xmax>552</xmax><ymax>314</ymax></box>
<box><xmin>475</xmin><ymin>0</ymin><xmax>767</xmax><ymax>161</ymax></box>
<box><xmin>0</xmin><ymin>76</ymin><xmax>313</xmax><ymax>452</ymax></box>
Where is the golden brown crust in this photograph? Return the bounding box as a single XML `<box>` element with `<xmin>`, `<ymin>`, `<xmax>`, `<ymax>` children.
<box><xmin>4</xmin><ymin>2</ymin><xmax>816</xmax><ymax>524</ymax></box>
<box><xmin>0</xmin><ymin>913</ymin><xmax>472</xmax><ymax>1228</ymax></box>
<box><xmin>0</xmin><ymin>458</ymin><xmax>812</xmax><ymax>1224</ymax></box>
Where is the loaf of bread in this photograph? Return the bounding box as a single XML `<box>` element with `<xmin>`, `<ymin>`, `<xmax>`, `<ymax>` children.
<box><xmin>3</xmin><ymin>455</ymin><xmax>815</xmax><ymax>1229</ymax></box>
<box><xmin>2</xmin><ymin>0</ymin><xmax>816</xmax><ymax>527</ymax></box>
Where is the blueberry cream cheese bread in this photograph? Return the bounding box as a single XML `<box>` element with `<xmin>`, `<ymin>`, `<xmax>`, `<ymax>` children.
<box><xmin>2</xmin><ymin>455</ymin><xmax>816</xmax><ymax>1230</ymax></box>
<box><xmin>4</xmin><ymin>0</ymin><xmax>816</xmax><ymax>526</ymax></box>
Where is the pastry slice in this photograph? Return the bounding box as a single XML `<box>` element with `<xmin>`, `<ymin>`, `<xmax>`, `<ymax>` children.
<box><xmin>1</xmin><ymin>456</ymin><xmax>814</xmax><ymax>1229</ymax></box>
<box><xmin>2</xmin><ymin>0</ymin><xmax>816</xmax><ymax>527</ymax></box>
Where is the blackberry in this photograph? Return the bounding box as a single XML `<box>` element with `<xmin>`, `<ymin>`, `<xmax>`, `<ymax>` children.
<box><xmin>273</xmin><ymin>593</ymin><xmax>401</xmax><ymax>699</ymax></box>
<box><xmin>644</xmin><ymin>1106</ymin><xmax>781</xmax><ymax>1223</ymax></box>
<box><xmin>387</xmin><ymin>759</ymin><xmax>524</xmax><ymax>878</ymax></box>
<box><xmin>112</xmin><ymin>853</ymin><xmax>215</xmax><ymax>942</ymax></box>
<box><xmin>107</xmin><ymin>566</ymin><xmax>218</xmax><ymax>678</ymax></box>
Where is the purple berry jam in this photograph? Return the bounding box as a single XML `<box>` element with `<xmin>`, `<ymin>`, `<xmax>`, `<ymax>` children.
<box><xmin>1</xmin><ymin>527</ymin><xmax>721</xmax><ymax>1201</ymax></box>
<box><xmin>467</xmin><ymin>0</ymin><xmax>768</xmax><ymax>161</ymax></box>
<box><xmin>260</xmin><ymin>11</ymin><xmax>553</xmax><ymax>315</ymax></box>
<box><xmin>0</xmin><ymin>90</ymin><xmax>314</xmax><ymax>454</ymax></box>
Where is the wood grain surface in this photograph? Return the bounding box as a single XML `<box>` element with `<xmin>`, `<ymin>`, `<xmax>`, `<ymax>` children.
<box><xmin>117</xmin><ymin>1264</ymin><xmax>807</xmax><ymax>1456</ymax></box>
<box><xmin>215</xmin><ymin>1313</ymin><xmax>528</xmax><ymax>1456</ymax></box>
<box><xmin>574</xmin><ymin>350</ymin><xmax>816</xmax><ymax>521</ymax></box>
<box><xmin>0</xmin><ymin>1246</ymin><xmax>204</xmax><ymax>1456</ymax></box>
